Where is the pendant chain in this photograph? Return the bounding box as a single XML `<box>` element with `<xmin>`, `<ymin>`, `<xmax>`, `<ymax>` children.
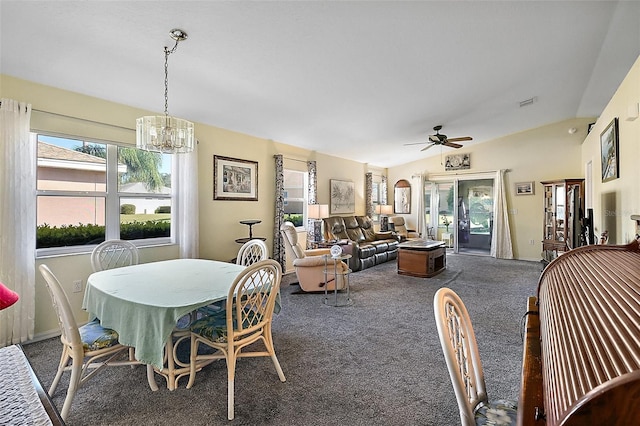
<box><xmin>163</xmin><ymin>39</ymin><xmax>181</xmax><ymax>119</ymax></box>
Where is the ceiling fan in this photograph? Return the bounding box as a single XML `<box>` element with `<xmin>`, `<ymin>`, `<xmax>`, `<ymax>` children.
<box><xmin>405</xmin><ymin>125</ymin><xmax>472</xmax><ymax>151</ymax></box>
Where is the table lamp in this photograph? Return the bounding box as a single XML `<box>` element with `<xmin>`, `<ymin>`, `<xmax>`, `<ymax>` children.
<box><xmin>0</xmin><ymin>282</ymin><xmax>19</xmax><ymax>310</ymax></box>
<box><xmin>376</xmin><ymin>204</ymin><xmax>393</xmax><ymax>232</ymax></box>
<box><xmin>308</xmin><ymin>204</ymin><xmax>329</xmax><ymax>242</ymax></box>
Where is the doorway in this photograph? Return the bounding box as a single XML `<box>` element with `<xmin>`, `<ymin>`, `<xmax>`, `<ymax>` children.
<box><xmin>425</xmin><ymin>177</ymin><xmax>494</xmax><ymax>255</ymax></box>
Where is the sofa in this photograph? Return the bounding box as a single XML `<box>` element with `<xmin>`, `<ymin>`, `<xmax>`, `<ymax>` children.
<box><xmin>322</xmin><ymin>215</ymin><xmax>399</xmax><ymax>271</ymax></box>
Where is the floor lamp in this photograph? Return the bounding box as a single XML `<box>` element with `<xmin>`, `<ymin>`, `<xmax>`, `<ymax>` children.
<box><xmin>376</xmin><ymin>205</ymin><xmax>393</xmax><ymax>232</ymax></box>
<box><xmin>308</xmin><ymin>204</ymin><xmax>329</xmax><ymax>242</ymax></box>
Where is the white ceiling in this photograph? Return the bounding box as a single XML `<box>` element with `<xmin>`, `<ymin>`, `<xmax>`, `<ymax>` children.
<box><xmin>2</xmin><ymin>1</ymin><xmax>639</xmax><ymax>168</ymax></box>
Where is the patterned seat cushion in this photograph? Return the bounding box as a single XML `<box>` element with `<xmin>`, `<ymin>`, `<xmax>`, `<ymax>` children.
<box><xmin>190</xmin><ymin>309</ymin><xmax>235</xmax><ymax>343</ymax></box>
<box><xmin>79</xmin><ymin>319</ymin><xmax>120</xmax><ymax>351</ymax></box>
<box><xmin>475</xmin><ymin>399</ymin><xmax>518</xmax><ymax>425</ymax></box>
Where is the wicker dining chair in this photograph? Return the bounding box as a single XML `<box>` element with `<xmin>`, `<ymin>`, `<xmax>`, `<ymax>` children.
<box><xmin>433</xmin><ymin>287</ymin><xmax>517</xmax><ymax>426</ymax></box>
<box><xmin>186</xmin><ymin>259</ymin><xmax>286</xmax><ymax>420</ymax></box>
<box><xmin>236</xmin><ymin>239</ymin><xmax>269</xmax><ymax>266</ymax></box>
<box><xmin>38</xmin><ymin>264</ymin><xmax>139</xmax><ymax>420</ymax></box>
<box><xmin>90</xmin><ymin>239</ymin><xmax>139</xmax><ymax>272</ymax></box>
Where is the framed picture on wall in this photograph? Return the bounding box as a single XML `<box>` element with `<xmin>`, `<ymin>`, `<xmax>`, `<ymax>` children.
<box><xmin>330</xmin><ymin>179</ymin><xmax>355</xmax><ymax>214</ymax></box>
<box><xmin>515</xmin><ymin>182</ymin><xmax>534</xmax><ymax>195</ymax></box>
<box><xmin>600</xmin><ymin>118</ymin><xmax>619</xmax><ymax>183</ymax></box>
<box><xmin>213</xmin><ymin>155</ymin><xmax>258</xmax><ymax>200</ymax></box>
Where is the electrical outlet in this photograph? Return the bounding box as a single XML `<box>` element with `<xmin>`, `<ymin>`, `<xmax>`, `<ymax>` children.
<box><xmin>529</xmin><ymin>239</ymin><xmax>535</xmax><ymax>245</ymax></box>
<box><xmin>73</xmin><ymin>280</ymin><xmax>83</xmax><ymax>293</ymax></box>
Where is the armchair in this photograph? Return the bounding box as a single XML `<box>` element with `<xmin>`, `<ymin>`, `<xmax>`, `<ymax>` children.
<box><xmin>388</xmin><ymin>216</ymin><xmax>420</xmax><ymax>241</ymax></box>
<box><xmin>280</xmin><ymin>222</ymin><xmax>347</xmax><ymax>292</ymax></box>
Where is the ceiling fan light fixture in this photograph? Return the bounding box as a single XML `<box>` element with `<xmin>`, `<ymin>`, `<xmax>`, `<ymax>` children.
<box><xmin>136</xmin><ymin>28</ymin><xmax>195</xmax><ymax>154</ymax></box>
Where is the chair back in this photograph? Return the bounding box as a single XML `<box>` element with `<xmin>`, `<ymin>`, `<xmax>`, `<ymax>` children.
<box><xmin>39</xmin><ymin>265</ymin><xmax>83</xmax><ymax>350</ymax></box>
<box><xmin>91</xmin><ymin>239</ymin><xmax>139</xmax><ymax>272</ymax></box>
<box><xmin>389</xmin><ymin>216</ymin><xmax>409</xmax><ymax>236</ymax></box>
<box><xmin>225</xmin><ymin>259</ymin><xmax>282</xmax><ymax>342</ymax></box>
<box><xmin>280</xmin><ymin>221</ymin><xmax>305</xmax><ymax>260</ymax></box>
<box><xmin>433</xmin><ymin>287</ymin><xmax>487</xmax><ymax>426</ymax></box>
<box><xmin>236</xmin><ymin>239</ymin><xmax>269</xmax><ymax>266</ymax></box>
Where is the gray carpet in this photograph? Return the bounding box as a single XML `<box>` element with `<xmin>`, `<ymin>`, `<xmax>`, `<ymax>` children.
<box><xmin>22</xmin><ymin>253</ymin><xmax>542</xmax><ymax>425</ymax></box>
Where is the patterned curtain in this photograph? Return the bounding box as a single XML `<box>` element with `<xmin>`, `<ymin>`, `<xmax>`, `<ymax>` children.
<box><xmin>307</xmin><ymin>161</ymin><xmax>317</xmax><ymax>204</ymax></box>
<box><xmin>381</xmin><ymin>175</ymin><xmax>388</xmax><ymax>205</ymax></box>
<box><xmin>273</xmin><ymin>155</ymin><xmax>285</xmax><ymax>268</ymax></box>
<box><xmin>306</xmin><ymin>161</ymin><xmax>317</xmax><ymax>249</ymax></box>
<box><xmin>365</xmin><ymin>172</ymin><xmax>373</xmax><ymax>218</ymax></box>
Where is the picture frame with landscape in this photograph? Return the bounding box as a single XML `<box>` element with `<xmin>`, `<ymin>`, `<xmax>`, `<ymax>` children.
<box><xmin>515</xmin><ymin>181</ymin><xmax>534</xmax><ymax>196</ymax></box>
<box><xmin>213</xmin><ymin>155</ymin><xmax>258</xmax><ymax>201</ymax></box>
<box><xmin>600</xmin><ymin>117</ymin><xmax>619</xmax><ymax>183</ymax></box>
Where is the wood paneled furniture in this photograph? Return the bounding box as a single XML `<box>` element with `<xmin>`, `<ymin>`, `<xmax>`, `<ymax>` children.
<box><xmin>519</xmin><ymin>240</ymin><xmax>640</xmax><ymax>425</ymax></box>
<box><xmin>397</xmin><ymin>239</ymin><xmax>446</xmax><ymax>278</ymax></box>
<box><xmin>540</xmin><ymin>178</ymin><xmax>584</xmax><ymax>253</ymax></box>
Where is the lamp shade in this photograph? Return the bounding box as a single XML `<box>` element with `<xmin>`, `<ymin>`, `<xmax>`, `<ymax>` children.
<box><xmin>308</xmin><ymin>204</ymin><xmax>329</xmax><ymax>219</ymax></box>
<box><xmin>376</xmin><ymin>204</ymin><xmax>393</xmax><ymax>215</ymax></box>
<box><xmin>0</xmin><ymin>282</ymin><xmax>19</xmax><ymax>310</ymax></box>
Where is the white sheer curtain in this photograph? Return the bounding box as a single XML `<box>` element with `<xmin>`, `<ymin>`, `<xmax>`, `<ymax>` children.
<box><xmin>491</xmin><ymin>169</ymin><xmax>514</xmax><ymax>259</ymax></box>
<box><xmin>174</xmin><ymin>144</ymin><xmax>199</xmax><ymax>259</ymax></box>
<box><xmin>415</xmin><ymin>173</ymin><xmax>426</xmax><ymax>237</ymax></box>
<box><xmin>0</xmin><ymin>98</ymin><xmax>35</xmax><ymax>346</ymax></box>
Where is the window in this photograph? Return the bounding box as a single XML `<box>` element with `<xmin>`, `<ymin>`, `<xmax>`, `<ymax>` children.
<box><xmin>283</xmin><ymin>169</ymin><xmax>307</xmax><ymax>227</ymax></box>
<box><xmin>36</xmin><ymin>134</ymin><xmax>173</xmax><ymax>254</ymax></box>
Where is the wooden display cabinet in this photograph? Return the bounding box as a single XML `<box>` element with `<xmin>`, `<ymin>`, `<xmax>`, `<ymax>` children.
<box><xmin>541</xmin><ymin>179</ymin><xmax>584</xmax><ymax>252</ymax></box>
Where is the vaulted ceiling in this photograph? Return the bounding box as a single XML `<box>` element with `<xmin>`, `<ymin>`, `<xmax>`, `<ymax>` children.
<box><xmin>2</xmin><ymin>1</ymin><xmax>639</xmax><ymax>167</ymax></box>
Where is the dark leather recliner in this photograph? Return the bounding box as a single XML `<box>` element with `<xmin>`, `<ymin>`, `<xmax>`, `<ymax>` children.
<box><xmin>322</xmin><ymin>215</ymin><xmax>399</xmax><ymax>271</ymax></box>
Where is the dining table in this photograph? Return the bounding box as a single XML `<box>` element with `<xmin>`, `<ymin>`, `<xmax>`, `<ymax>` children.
<box><xmin>82</xmin><ymin>258</ymin><xmax>247</xmax><ymax>391</ymax></box>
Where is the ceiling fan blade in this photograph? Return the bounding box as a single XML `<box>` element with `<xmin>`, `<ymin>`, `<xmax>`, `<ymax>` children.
<box><xmin>403</xmin><ymin>142</ymin><xmax>427</xmax><ymax>146</ymax></box>
<box><xmin>447</xmin><ymin>136</ymin><xmax>472</xmax><ymax>142</ymax></box>
<box><xmin>420</xmin><ymin>143</ymin><xmax>436</xmax><ymax>152</ymax></box>
<box><xmin>429</xmin><ymin>135</ymin><xmax>445</xmax><ymax>143</ymax></box>
<box><xmin>443</xmin><ymin>142</ymin><xmax>463</xmax><ymax>149</ymax></box>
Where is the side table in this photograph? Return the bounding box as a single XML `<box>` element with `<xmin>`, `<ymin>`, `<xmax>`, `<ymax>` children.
<box><xmin>322</xmin><ymin>253</ymin><xmax>352</xmax><ymax>307</ymax></box>
<box><xmin>235</xmin><ymin>220</ymin><xmax>266</xmax><ymax>244</ymax></box>
<box><xmin>441</xmin><ymin>232</ymin><xmax>453</xmax><ymax>248</ymax></box>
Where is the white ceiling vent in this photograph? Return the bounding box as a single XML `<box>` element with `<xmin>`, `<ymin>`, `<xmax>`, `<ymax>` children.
<box><xmin>519</xmin><ymin>97</ymin><xmax>537</xmax><ymax>107</ymax></box>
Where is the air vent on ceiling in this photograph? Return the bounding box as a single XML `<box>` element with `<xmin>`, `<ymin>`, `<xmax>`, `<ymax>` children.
<box><xmin>519</xmin><ymin>97</ymin><xmax>537</xmax><ymax>107</ymax></box>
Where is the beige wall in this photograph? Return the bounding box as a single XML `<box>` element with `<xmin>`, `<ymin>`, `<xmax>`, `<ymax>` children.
<box><xmin>2</xmin><ymin>53</ymin><xmax>639</xmax><ymax>336</ymax></box>
<box><xmin>580</xmin><ymin>55</ymin><xmax>640</xmax><ymax>244</ymax></box>
<box><xmin>1</xmin><ymin>74</ymin><xmax>370</xmax><ymax>337</ymax></box>
<box><xmin>388</xmin><ymin>117</ymin><xmax>596</xmax><ymax>261</ymax></box>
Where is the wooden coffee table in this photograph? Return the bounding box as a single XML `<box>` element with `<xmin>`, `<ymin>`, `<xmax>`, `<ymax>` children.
<box><xmin>397</xmin><ymin>239</ymin><xmax>446</xmax><ymax>278</ymax></box>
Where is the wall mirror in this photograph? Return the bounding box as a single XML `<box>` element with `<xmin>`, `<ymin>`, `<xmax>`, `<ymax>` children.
<box><xmin>394</xmin><ymin>179</ymin><xmax>411</xmax><ymax>214</ymax></box>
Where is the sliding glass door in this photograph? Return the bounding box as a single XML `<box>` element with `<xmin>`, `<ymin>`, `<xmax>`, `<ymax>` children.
<box><xmin>457</xmin><ymin>179</ymin><xmax>493</xmax><ymax>254</ymax></box>
<box><xmin>425</xmin><ymin>177</ymin><xmax>494</xmax><ymax>255</ymax></box>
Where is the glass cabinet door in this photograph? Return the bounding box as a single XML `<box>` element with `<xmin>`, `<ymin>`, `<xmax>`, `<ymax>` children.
<box><xmin>555</xmin><ymin>185</ymin><xmax>565</xmax><ymax>242</ymax></box>
<box><xmin>544</xmin><ymin>185</ymin><xmax>555</xmax><ymax>241</ymax></box>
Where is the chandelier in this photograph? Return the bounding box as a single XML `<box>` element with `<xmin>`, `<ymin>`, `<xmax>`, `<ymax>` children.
<box><xmin>136</xmin><ymin>29</ymin><xmax>195</xmax><ymax>154</ymax></box>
